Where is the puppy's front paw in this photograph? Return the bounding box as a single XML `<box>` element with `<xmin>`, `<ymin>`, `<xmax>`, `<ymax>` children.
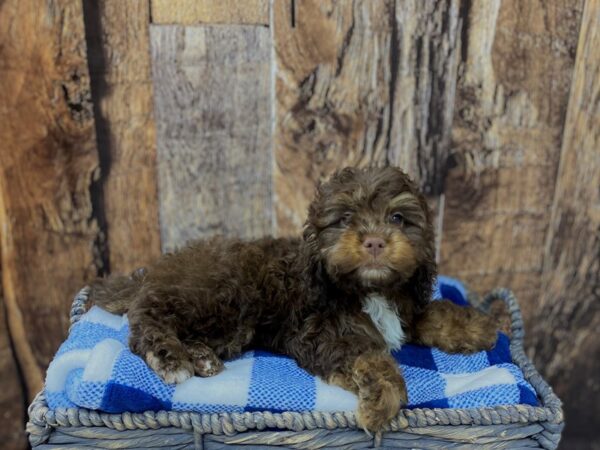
<box><xmin>146</xmin><ymin>351</ymin><xmax>194</xmax><ymax>384</ymax></box>
<box><xmin>353</xmin><ymin>353</ymin><xmax>407</xmax><ymax>432</ymax></box>
<box><xmin>194</xmin><ymin>354</ymin><xmax>224</xmax><ymax>377</ymax></box>
<box><xmin>187</xmin><ymin>342</ymin><xmax>225</xmax><ymax>377</ymax></box>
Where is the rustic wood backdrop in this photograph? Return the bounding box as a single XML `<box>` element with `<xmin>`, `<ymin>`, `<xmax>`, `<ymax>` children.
<box><xmin>0</xmin><ymin>1</ymin><xmax>598</xmax><ymax>448</ymax></box>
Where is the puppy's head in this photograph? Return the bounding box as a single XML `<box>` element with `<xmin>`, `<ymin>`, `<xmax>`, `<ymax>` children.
<box><xmin>304</xmin><ymin>167</ymin><xmax>436</xmax><ymax>305</ymax></box>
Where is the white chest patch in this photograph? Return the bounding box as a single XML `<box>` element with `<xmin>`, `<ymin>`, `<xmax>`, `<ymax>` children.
<box><xmin>362</xmin><ymin>294</ymin><xmax>406</xmax><ymax>350</ymax></box>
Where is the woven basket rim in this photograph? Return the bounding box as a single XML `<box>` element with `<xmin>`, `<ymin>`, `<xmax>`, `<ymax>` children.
<box><xmin>27</xmin><ymin>284</ymin><xmax>564</xmax><ymax>446</ymax></box>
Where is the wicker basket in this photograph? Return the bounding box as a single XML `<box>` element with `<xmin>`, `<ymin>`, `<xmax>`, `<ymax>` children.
<box><xmin>27</xmin><ymin>288</ymin><xmax>564</xmax><ymax>449</ymax></box>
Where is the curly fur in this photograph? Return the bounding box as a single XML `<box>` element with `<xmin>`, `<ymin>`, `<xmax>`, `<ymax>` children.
<box><xmin>91</xmin><ymin>166</ymin><xmax>497</xmax><ymax>431</ymax></box>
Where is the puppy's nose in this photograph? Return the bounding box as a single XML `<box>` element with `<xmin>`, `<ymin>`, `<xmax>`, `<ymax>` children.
<box><xmin>363</xmin><ymin>237</ymin><xmax>386</xmax><ymax>258</ymax></box>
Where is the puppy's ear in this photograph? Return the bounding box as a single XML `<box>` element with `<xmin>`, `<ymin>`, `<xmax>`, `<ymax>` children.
<box><xmin>408</xmin><ymin>260</ymin><xmax>437</xmax><ymax>311</ymax></box>
<box><xmin>302</xmin><ymin>223</ymin><xmax>317</xmax><ymax>243</ymax></box>
<box><xmin>303</xmin><ymin>183</ymin><xmax>322</xmax><ymax>246</ymax></box>
<box><xmin>300</xmin><ymin>222</ymin><xmax>331</xmax><ymax>289</ymax></box>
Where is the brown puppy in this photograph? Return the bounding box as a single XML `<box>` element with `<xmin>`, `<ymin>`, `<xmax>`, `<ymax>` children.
<box><xmin>91</xmin><ymin>167</ymin><xmax>497</xmax><ymax>431</ymax></box>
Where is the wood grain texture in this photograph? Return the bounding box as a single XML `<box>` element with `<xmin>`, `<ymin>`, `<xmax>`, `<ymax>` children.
<box><xmin>438</xmin><ymin>0</ymin><xmax>583</xmax><ymax>322</ymax></box>
<box><xmin>151</xmin><ymin>25</ymin><xmax>273</xmax><ymax>251</ymax></box>
<box><xmin>532</xmin><ymin>0</ymin><xmax>600</xmax><ymax>439</ymax></box>
<box><xmin>0</xmin><ymin>279</ymin><xmax>27</xmax><ymax>449</ymax></box>
<box><xmin>0</xmin><ymin>0</ymin><xmax>100</xmax><ymax>399</ymax></box>
<box><xmin>273</xmin><ymin>0</ymin><xmax>462</xmax><ymax>235</ymax></box>
<box><xmin>83</xmin><ymin>0</ymin><xmax>162</xmax><ymax>273</ymax></box>
<box><xmin>151</xmin><ymin>0</ymin><xmax>269</xmax><ymax>25</ymax></box>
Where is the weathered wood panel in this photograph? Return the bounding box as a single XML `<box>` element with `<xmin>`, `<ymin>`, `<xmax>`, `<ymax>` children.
<box><xmin>151</xmin><ymin>0</ymin><xmax>269</xmax><ymax>25</ymax></box>
<box><xmin>532</xmin><ymin>0</ymin><xmax>600</xmax><ymax>440</ymax></box>
<box><xmin>0</xmin><ymin>0</ymin><xmax>100</xmax><ymax>402</ymax></box>
<box><xmin>0</xmin><ymin>280</ymin><xmax>27</xmax><ymax>449</ymax></box>
<box><xmin>438</xmin><ymin>0</ymin><xmax>583</xmax><ymax>322</ymax></box>
<box><xmin>273</xmin><ymin>0</ymin><xmax>462</xmax><ymax>235</ymax></box>
<box><xmin>83</xmin><ymin>0</ymin><xmax>162</xmax><ymax>273</ymax></box>
<box><xmin>151</xmin><ymin>25</ymin><xmax>273</xmax><ymax>251</ymax></box>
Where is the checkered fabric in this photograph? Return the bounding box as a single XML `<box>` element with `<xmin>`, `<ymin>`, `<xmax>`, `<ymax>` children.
<box><xmin>45</xmin><ymin>276</ymin><xmax>538</xmax><ymax>414</ymax></box>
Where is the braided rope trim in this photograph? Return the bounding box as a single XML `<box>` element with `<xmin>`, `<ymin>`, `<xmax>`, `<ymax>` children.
<box><xmin>27</xmin><ymin>287</ymin><xmax>564</xmax><ymax>448</ymax></box>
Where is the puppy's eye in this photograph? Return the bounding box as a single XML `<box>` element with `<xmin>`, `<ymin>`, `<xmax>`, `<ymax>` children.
<box><xmin>339</xmin><ymin>211</ymin><xmax>353</xmax><ymax>227</ymax></box>
<box><xmin>389</xmin><ymin>213</ymin><xmax>405</xmax><ymax>225</ymax></box>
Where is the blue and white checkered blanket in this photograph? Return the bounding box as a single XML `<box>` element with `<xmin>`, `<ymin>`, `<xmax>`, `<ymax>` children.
<box><xmin>45</xmin><ymin>276</ymin><xmax>538</xmax><ymax>413</ymax></box>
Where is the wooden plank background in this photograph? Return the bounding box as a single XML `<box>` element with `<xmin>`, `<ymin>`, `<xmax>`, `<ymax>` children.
<box><xmin>440</xmin><ymin>0</ymin><xmax>584</xmax><ymax>325</ymax></box>
<box><xmin>0</xmin><ymin>0</ymin><xmax>597</xmax><ymax>448</ymax></box>
<box><xmin>531</xmin><ymin>0</ymin><xmax>600</xmax><ymax>440</ymax></box>
<box><xmin>82</xmin><ymin>0</ymin><xmax>162</xmax><ymax>274</ymax></box>
<box><xmin>150</xmin><ymin>24</ymin><xmax>273</xmax><ymax>251</ymax></box>
<box><xmin>273</xmin><ymin>0</ymin><xmax>462</xmax><ymax>233</ymax></box>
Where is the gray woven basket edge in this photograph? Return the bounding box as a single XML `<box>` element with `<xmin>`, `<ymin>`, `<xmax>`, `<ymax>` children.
<box><xmin>26</xmin><ymin>286</ymin><xmax>564</xmax><ymax>448</ymax></box>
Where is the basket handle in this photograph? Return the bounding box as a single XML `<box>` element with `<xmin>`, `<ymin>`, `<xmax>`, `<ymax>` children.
<box><xmin>69</xmin><ymin>286</ymin><xmax>91</xmax><ymax>327</ymax></box>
